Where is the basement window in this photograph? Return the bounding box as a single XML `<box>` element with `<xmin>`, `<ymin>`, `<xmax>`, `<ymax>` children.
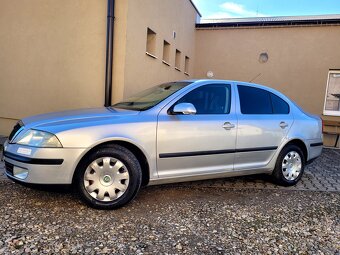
<box><xmin>162</xmin><ymin>40</ymin><xmax>170</xmax><ymax>65</ymax></box>
<box><xmin>324</xmin><ymin>70</ymin><xmax>340</xmax><ymax>116</ymax></box>
<box><xmin>146</xmin><ymin>28</ymin><xmax>157</xmax><ymax>58</ymax></box>
<box><xmin>175</xmin><ymin>49</ymin><xmax>181</xmax><ymax>71</ymax></box>
<box><xmin>184</xmin><ymin>56</ymin><xmax>190</xmax><ymax>75</ymax></box>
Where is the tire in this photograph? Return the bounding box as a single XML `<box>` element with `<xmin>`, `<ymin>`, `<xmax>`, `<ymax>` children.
<box><xmin>74</xmin><ymin>144</ymin><xmax>142</xmax><ymax>209</ymax></box>
<box><xmin>272</xmin><ymin>144</ymin><xmax>305</xmax><ymax>186</ymax></box>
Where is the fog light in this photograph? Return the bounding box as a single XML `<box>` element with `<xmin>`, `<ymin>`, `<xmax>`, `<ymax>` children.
<box><xmin>13</xmin><ymin>166</ymin><xmax>28</xmax><ymax>180</ymax></box>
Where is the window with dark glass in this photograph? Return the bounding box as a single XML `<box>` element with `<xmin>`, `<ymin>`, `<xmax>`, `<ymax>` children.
<box><xmin>176</xmin><ymin>84</ymin><xmax>231</xmax><ymax>114</ymax></box>
<box><xmin>238</xmin><ymin>86</ymin><xmax>272</xmax><ymax>114</ymax></box>
<box><xmin>271</xmin><ymin>93</ymin><xmax>290</xmax><ymax>114</ymax></box>
<box><xmin>238</xmin><ymin>85</ymin><xmax>289</xmax><ymax>114</ymax></box>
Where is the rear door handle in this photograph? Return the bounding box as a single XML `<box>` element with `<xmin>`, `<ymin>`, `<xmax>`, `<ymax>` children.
<box><xmin>223</xmin><ymin>122</ymin><xmax>235</xmax><ymax>130</ymax></box>
<box><xmin>280</xmin><ymin>121</ymin><xmax>288</xmax><ymax>129</ymax></box>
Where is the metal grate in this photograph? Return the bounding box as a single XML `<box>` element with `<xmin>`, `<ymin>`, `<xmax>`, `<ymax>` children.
<box><xmin>4</xmin><ymin>161</ymin><xmax>14</xmax><ymax>176</ymax></box>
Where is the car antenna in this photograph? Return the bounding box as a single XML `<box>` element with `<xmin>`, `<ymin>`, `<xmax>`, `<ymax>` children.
<box><xmin>249</xmin><ymin>73</ymin><xmax>262</xmax><ymax>83</ymax></box>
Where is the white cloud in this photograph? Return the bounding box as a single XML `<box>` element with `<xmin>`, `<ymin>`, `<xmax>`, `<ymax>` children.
<box><xmin>220</xmin><ymin>2</ymin><xmax>246</xmax><ymax>14</ymax></box>
<box><xmin>206</xmin><ymin>1</ymin><xmax>267</xmax><ymax>19</ymax></box>
<box><xmin>205</xmin><ymin>12</ymin><xmax>235</xmax><ymax>19</ymax></box>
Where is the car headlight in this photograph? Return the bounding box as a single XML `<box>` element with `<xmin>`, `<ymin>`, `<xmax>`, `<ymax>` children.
<box><xmin>13</xmin><ymin>129</ymin><xmax>63</xmax><ymax>148</ymax></box>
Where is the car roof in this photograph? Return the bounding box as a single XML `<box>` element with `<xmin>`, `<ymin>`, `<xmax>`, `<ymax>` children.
<box><xmin>176</xmin><ymin>79</ymin><xmax>291</xmax><ymax>103</ymax></box>
<box><xmin>178</xmin><ymin>79</ymin><xmax>275</xmax><ymax>90</ymax></box>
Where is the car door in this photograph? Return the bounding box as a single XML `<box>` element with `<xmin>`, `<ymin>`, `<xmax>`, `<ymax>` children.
<box><xmin>234</xmin><ymin>84</ymin><xmax>294</xmax><ymax>170</ymax></box>
<box><xmin>156</xmin><ymin>83</ymin><xmax>237</xmax><ymax>179</ymax></box>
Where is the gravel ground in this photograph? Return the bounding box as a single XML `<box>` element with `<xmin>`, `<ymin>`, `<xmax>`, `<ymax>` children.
<box><xmin>0</xmin><ymin>184</ymin><xmax>339</xmax><ymax>254</ymax></box>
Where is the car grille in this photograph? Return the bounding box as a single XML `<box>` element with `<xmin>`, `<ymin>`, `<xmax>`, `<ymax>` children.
<box><xmin>4</xmin><ymin>161</ymin><xmax>14</xmax><ymax>177</ymax></box>
<box><xmin>8</xmin><ymin>121</ymin><xmax>23</xmax><ymax>141</ymax></box>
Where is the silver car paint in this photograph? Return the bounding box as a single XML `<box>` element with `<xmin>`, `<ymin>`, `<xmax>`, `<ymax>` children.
<box><xmin>157</xmin><ymin>82</ymin><xmax>237</xmax><ymax>178</ymax></box>
<box><xmin>4</xmin><ymin>80</ymin><xmax>323</xmax><ymax>185</ymax></box>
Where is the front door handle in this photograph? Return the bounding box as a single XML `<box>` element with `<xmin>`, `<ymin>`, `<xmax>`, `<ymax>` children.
<box><xmin>280</xmin><ymin>121</ymin><xmax>288</xmax><ymax>129</ymax></box>
<box><xmin>223</xmin><ymin>122</ymin><xmax>235</xmax><ymax>130</ymax></box>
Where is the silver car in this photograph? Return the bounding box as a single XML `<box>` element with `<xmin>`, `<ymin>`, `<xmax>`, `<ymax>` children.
<box><xmin>3</xmin><ymin>80</ymin><xmax>323</xmax><ymax>209</ymax></box>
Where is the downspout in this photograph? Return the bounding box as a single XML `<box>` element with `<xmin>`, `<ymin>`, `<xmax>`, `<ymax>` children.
<box><xmin>104</xmin><ymin>0</ymin><xmax>115</xmax><ymax>107</ymax></box>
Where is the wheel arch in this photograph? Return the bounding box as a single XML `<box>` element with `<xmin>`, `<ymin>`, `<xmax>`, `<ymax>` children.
<box><xmin>72</xmin><ymin>140</ymin><xmax>150</xmax><ymax>186</ymax></box>
<box><xmin>282</xmin><ymin>139</ymin><xmax>308</xmax><ymax>162</ymax></box>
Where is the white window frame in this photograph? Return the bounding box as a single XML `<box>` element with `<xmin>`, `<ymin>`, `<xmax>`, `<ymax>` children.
<box><xmin>323</xmin><ymin>70</ymin><xmax>340</xmax><ymax>116</ymax></box>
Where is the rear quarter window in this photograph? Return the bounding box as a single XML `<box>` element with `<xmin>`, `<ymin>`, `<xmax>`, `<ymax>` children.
<box><xmin>271</xmin><ymin>93</ymin><xmax>290</xmax><ymax>114</ymax></box>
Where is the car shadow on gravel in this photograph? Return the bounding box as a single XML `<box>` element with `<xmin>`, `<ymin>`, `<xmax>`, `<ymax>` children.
<box><xmin>8</xmin><ymin>178</ymin><xmax>72</xmax><ymax>193</ymax></box>
<box><xmin>3</xmin><ymin>173</ymin><xmax>276</xmax><ymax>209</ymax></box>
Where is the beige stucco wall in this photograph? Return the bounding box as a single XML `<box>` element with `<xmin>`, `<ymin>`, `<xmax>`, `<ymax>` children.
<box><xmin>0</xmin><ymin>0</ymin><xmax>107</xmax><ymax>135</ymax></box>
<box><xmin>114</xmin><ymin>0</ymin><xmax>198</xmax><ymax>102</ymax></box>
<box><xmin>195</xmin><ymin>25</ymin><xmax>340</xmax><ymax>115</ymax></box>
<box><xmin>195</xmin><ymin>25</ymin><xmax>340</xmax><ymax>147</ymax></box>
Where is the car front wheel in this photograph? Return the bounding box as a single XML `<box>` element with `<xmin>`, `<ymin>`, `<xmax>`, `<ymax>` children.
<box><xmin>75</xmin><ymin>144</ymin><xmax>142</xmax><ymax>209</ymax></box>
<box><xmin>272</xmin><ymin>144</ymin><xmax>305</xmax><ymax>186</ymax></box>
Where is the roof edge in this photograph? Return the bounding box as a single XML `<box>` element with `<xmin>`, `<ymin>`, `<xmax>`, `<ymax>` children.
<box><xmin>197</xmin><ymin>18</ymin><xmax>340</xmax><ymax>28</ymax></box>
<box><xmin>189</xmin><ymin>0</ymin><xmax>202</xmax><ymax>17</ymax></box>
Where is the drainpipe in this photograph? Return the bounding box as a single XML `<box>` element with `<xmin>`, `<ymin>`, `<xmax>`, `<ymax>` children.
<box><xmin>104</xmin><ymin>0</ymin><xmax>115</xmax><ymax>107</ymax></box>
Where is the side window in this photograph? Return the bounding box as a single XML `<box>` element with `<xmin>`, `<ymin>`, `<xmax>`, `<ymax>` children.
<box><xmin>238</xmin><ymin>85</ymin><xmax>272</xmax><ymax>114</ymax></box>
<box><xmin>176</xmin><ymin>84</ymin><xmax>231</xmax><ymax>114</ymax></box>
<box><xmin>271</xmin><ymin>93</ymin><xmax>290</xmax><ymax>114</ymax></box>
<box><xmin>238</xmin><ymin>85</ymin><xmax>290</xmax><ymax>114</ymax></box>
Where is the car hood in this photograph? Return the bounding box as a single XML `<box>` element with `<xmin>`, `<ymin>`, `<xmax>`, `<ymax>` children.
<box><xmin>22</xmin><ymin>107</ymin><xmax>139</xmax><ymax>130</ymax></box>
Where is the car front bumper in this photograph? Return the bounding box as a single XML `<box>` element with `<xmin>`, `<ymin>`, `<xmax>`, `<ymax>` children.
<box><xmin>3</xmin><ymin>141</ymin><xmax>86</xmax><ymax>184</ymax></box>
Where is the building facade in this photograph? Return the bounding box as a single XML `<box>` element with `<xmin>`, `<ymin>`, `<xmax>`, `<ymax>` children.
<box><xmin>1</xmin><ymin>0</ymin><xmax>340</xmax><ymax>147</ymax></box>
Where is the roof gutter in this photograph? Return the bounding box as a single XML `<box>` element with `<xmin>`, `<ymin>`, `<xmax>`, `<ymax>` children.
<box><xmin>196</xmin><ymin>18</ymin><xmax>340</xmax><ymax>28</ymax></box>
<box><xmin>104</xmin><ymin>0</ymin><xmax>115</xmax><ymax>107</ymax></box>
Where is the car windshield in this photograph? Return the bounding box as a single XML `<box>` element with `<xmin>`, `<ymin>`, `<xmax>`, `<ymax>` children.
<box><xmin>112</xmin><ymin>82</ymin><xmax>192</xmax><ymax>111</ymax></box>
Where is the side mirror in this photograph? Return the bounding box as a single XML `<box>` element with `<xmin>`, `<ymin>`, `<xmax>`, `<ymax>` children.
<box><xmin>172</xmin><ymin>103</ymin><xmax>197</xmax><ymax>115</ymax></box>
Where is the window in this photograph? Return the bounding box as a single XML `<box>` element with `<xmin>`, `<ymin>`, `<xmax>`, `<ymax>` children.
<box><xmin>113</xmin><ymin>82</ymin><xmax>192</xmax><ymax>111</ymax></box>
<box><xmin>184</xmin><ymin>56</ymin><xmax>190</xmax><ymax>74</ymax></box>
<box><xmin>271</xmin><ymin>93</ymin><xmax>290</xmax><ymax>114</ymax></box>
<box><xmin>175</xmin><ymin>49</ymin><xmax>181</xmax><ymax>70</ymax></box>
<box><xmin>176</xmin><ymin>84</ymin><xmax>231</xmax><ymax>114</ymax></box>
<box><xmin>238</xmin><ymin>85</ymin><xmax>289</xmax><ymax>114</ymax></box>
<box><xmin>238</xmin><ymin>86</ymin><xmax>272</xmax><ymax>114</ymax></box>
<box><xmin>146</xmin><ymin>28</ymin><xmax>156</xmax><ymax>57</ymax></box>
<box><xmin>162</xmin><ymin>40</ymin><xmax>170</xmax><ymax>64</ymax></box>
<box><xmin>324</xmin><ymin>70</ymin><xmax>340</xmax><ymax>116</ymax></box>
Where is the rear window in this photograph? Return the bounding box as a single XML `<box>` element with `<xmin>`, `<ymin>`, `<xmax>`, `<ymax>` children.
<box><xmin>238</xmin><ymin>85</ymin><xmax>289</xmax><ymax>114</ymax></box>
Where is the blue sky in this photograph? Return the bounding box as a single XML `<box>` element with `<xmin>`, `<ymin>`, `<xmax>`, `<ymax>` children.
<box><xmin>192</xmin><ymin>0</ymin><xmax>340</xmax><ymax>19</ymax></box>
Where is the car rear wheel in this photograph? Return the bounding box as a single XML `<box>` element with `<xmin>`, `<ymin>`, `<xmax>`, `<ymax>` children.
<box><xmin>272</xmin><ymin>144</ymin><xmax>305</xmax><ymax>186</ymax></box>
<box><xmin>75</xmin><ymin>144</ymin><xmax>142</xmax><ymax>209</ymax></box>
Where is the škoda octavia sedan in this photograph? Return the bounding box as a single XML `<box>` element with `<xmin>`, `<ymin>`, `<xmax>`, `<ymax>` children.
<box><xmin>3</xmin><ymin>80</ymin><xmax>323</xmax><ymax>209</ymax></box>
